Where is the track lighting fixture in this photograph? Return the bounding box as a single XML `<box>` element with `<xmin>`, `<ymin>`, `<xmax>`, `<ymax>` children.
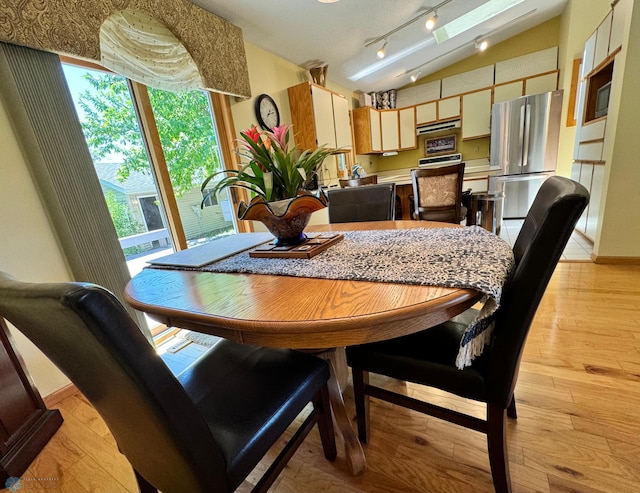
<box><xmin>425</xmin><ymin>12</ymin><xmax>438</xmax><ymax>31</ymax></box>
<box><xmin>364</xmin><ymin>0</ymin><xmax>453</xmax><ymax>59</ymax></box>
<box><xmin>475</xmin><ymin>38</ymin><xmax>489</xmax><ymax>51</ymax></box>
<box><xmin>410</xmin><ymin>71</ymin><xmax>422</xmax><ymax>82</ymax></box>
<box><xmin>376</xmin><ymin>40</ymin><xmax>388</xmax><ymax>59</ymax></box>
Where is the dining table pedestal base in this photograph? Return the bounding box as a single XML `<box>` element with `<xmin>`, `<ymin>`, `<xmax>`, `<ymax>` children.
<box><xmin>306</xmin><ymin>348</ymin><xmax>367</xmax><ymax>476</ymax></box>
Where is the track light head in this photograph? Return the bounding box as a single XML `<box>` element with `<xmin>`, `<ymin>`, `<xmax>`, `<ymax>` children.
<box><xmin>410</xmin><ymin>71</ymin><xmax>422</xmax><ymax>82</ymax></box>
<box><xmin>425</xmin><ymin>12</ymin><xmax>438</xmax><ymax>31</ymax></box>
<box><xmin>376</xmin><ymin>40</ymin><xmax>388</xmax><ymax>59</ymax></box>
<box><xmin>475</xmin><ymin>38</ymin><xmax>489</xmax><ymax>51</ymax></box>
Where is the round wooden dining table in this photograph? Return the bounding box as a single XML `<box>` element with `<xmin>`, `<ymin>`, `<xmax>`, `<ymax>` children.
<box><xmin>125</xmin><ymin>220</ymin><xmax>483</xmax><ymax>476</ymax></box>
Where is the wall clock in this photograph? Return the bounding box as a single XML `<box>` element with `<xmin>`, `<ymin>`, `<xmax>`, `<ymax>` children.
<box><xmin>255</xmin><ymin>94</ymin><xmax>280</xmax><ymax>130</ymax></box>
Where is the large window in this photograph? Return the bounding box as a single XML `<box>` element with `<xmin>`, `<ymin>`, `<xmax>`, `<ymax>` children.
<box><xmin>61</xmin><ymin>60</ymin><xmax>235</xmax><ymax>276</ymax></box>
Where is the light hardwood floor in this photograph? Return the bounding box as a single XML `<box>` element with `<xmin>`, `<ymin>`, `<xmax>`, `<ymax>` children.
<box><xmin>4</xmin><ymin>262</ymin><xmax>640</xmax><ymax>493</ymax></box>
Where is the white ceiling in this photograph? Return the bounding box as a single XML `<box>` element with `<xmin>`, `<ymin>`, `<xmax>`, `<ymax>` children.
<box><xmin>192</xmin><ymin>0</ymin><xmax>568</xmax><ymax>94</ymax></box>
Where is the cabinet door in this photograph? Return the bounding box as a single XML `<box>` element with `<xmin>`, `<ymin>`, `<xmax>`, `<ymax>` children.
<box><xmin>594</xmin><ymin>11</ymin><xmax>612</xmax><ymax>69</ymax></box>
<box><xmin>416</xmin><ymin>102</ymin><xmax>437</xmax><ymax>124</ymax></box>
<box><xmin>610</xmin><ymin>0</ymin><xmax>631</xmax><ymax>54</ymax></box>
<box><xmin>582</xmin><ymin>31</ymin><xmax>597</xmax><ymax>77</ymax></box>
<box><xmin>369</xmin><ymin>108</ymin><xmax>382</xmax><ymax>153</ymax></box>
<box><xmin>461</xmin><ymin>89</ymin><xmax>491</xmax><ymax>140</ymax></box>
<box><xmin>332</xmin><ymin>93</ymin><xmax>352</xmax><ymax>150</ymax></box>
<box><xmin>311</xmin><ymin>86</ymin><xmax>337</xmax><ymax>148</ymax></box>
<box><xmin>438</xmin><ymin>96</ymin><xmax>460</xmax><ymax>120</ymax></box>
<box><xmin>494</xmin><ymin>82</ymin><xmax>523</xmax><ymax>103</ymax></box>
<box><xmin>585</xmin><ymin>164</ymin><xmax>605</xmax><ymax>239</ymax></box>
<box><xmin>524</xmin><ymin>73</ymin><xmax>558</xmax><ymax>96</ymax></box>
<box><xmin>399</xmin><ymin>107</ymin><xmax>416</xmax><ymax>150</ymax></box>
<box><xmin>380</xmin><ymin>110</ymin><xmax>399</xmax><ymax>151</ymax></box>
<box><xmin>577</xmin><ymin>164</ymin><xmax>593</xmax><ymax>234</ymax></box>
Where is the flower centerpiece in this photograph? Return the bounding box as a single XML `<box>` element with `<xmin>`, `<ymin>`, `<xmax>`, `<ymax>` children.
<box><xmin>201</xmin><ymin>124</ymin><xmax>336</xmax><ymax>245</ymax></box>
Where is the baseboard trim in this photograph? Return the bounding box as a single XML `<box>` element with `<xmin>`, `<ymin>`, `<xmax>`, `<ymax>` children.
<box><xmin>592</xmin><ymin>254</ymin><xmax>640</xmax><ymax>265</ymax></box>
<box><xmin>43</xmin><ymin>383</ymin><xmax>78</xmax><ymax>407</ymax></box>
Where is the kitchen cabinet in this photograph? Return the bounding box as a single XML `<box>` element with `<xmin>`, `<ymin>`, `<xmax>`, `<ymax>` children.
<box><xmin>524</xmin><ymin>72</ymin><xmax>558</xmax><ymax>96</ymax></box>
<box><xmin>586</xmin><ymin>164</ymin><xmax>604</xmax><ymax>240</ymax></box>
<box><xmin>398</xmin><ymin>107</ymin><xmax>417</xmax><ymax>150</ymax></box>
<box><xmin>380</xmin><ymin>110</ymin><xmax>399</xmax><ymax>151</ymax></box>
<box><xmin>352</xmin><ymin>106</ymin><xmax>382</xmax><ymax>154</ymax></box>
<box><xmin>463</xmin><ymin>175</ymin><xmax>489</xmax><ymax>193</ymax></box>
<box><xmin>415</xmin><ymin>101</ymin><xmax>437</xmax><ymax>125</ymax></box>
<box><xmin>0</xmin><ymin>318</ymin><xmax>63</xmax><ymax>483</ymax></box>
<box><xmin>287</xmin><ymin>81</ymin><xmax>352</xmax><ymax>151</ymax></box>
<box><xmin>582</xmin><ymin>31</ymin><xmax>597</xmax><ymax>77</ymax></box>
<box><xmin>573</xmin><ymin>162</ymin><xmax>604</xmax><ymax>240</ymax></box>
<box><xmin>494</xmin><ymin>81</ymin><xmax>523</xmax><ymax>103</ymax></box>
<box><xmin>354</xmin><ymin>107</ymin><xmax>415</xmax><ymax>154</ymax></box>
<box><xmin>438</xmin><ymin>96</ymin><xmax>460</xmax><ymax>120</ymax></box>
<box><xmin>461</xmin><ymin>89</ymin><xmax>491</xmax><ymax>140</ymax></box>
<box><xmin>609</xmin><ymin>0</ymin><xmax>631</xmax><ymax>55</ymax></box>
<box><xmin>593</xmin><ymin>11</ymin><xmax>612</xmax><ymax>70</ymax></box>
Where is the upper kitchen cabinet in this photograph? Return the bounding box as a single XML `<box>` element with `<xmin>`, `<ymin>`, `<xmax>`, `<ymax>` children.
<box><xmin>416</xmin><ymin>101</ymin><xmax>437</xmax><ymax>125</ymax></box>
<box><xmin>415</xmin><ymin>97</ymin><xmax>460</xmax><ymax>126</ymax></box>
<box><xmin>494</xmin><ymin>81</ymin><xmax>524</xmax><ymax>104</ymax></box>
<box><xmin>398</xmin><ymin>107</ymin><xmax>417</xmax><ymax>150</ymax></box>
<box><xmin>609</xmin><ymin>0</ymin><xmax>631</xmax><ymax>55</ymax></box>
<box><xmin>353</xmin><ymin>107</ymin><xmax>416</xmax><ymax>154</ymax></box>
<box><xmin>380</xmin><ymin>110</ymin><xmax>399</xmax><ymax>151</ymax></box>
<box><xmin>494</xmin><ymin>71</ymin><xmax>559</xmax><ymax>104</ymax></box>
<box><xmin>287</xmin><ymin>82</ymin><xmax>352</xmax><ymax>152</ymax></box>
<box><xmin>352</xmin><ymin>106</ymin><xmax>382</xmax><ymax>154</ymax></box>
<box><xmin>438</xmin><ymin>96</ymin><xmax>460</xmax><ymax>120</ymax></box>
<box><xmin>461</xmin><ymin>89</ymin><xmax>491</xmax><ymax>140</ymax></box>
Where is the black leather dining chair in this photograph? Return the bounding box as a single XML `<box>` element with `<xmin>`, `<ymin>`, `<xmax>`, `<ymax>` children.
<box><xmin>346</xmin><ymin>176</ymin><xmax>589</xmax><ymax>493</ymax></box>
<box><xmin>0</xmin><ymin>273</ymin><xmax>336</xmax><ymax>493</ymax></box>
<box><xmin>328</xmin><ymin>182</ymin><xmax>396</xmax><ymax>223</ymax></box>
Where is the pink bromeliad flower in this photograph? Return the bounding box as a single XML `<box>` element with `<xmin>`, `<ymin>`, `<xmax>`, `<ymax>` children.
<box><xmin>267</xmin><ymin>124</ymin><xmax>292</xmax><ymax>150</ymax></box>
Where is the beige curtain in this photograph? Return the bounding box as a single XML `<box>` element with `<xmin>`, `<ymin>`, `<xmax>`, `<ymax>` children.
<box><xmin>100</xmin><ymin>9</ymin><xmax>203</xmax><ymax>92</ymax></box>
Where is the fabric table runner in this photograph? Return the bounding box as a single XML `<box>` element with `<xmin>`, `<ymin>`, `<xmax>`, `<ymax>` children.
<box><xmin>150</xmin><ymin>226</ymin><xmax>515</xmax><ymax>368</ymax></box>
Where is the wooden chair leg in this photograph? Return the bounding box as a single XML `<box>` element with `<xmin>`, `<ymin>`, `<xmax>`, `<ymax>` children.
<box><xmin>507</xmin><ymin>395</ymin><xmax>517</xmax><ymax>419</ymax></box>
<box><xmin>487</xmin><ymin>403</ymin><xmax>512</xmax><ymax>493</ymax></box>
<box><xmin>314</xmin><ymin>385</ymin><xmax>337</xmax><ymax>461</ymax></box>
<box><xmin>133</xmin><ymin>469</ymin><xmax>158</xmax><ymax>493</ymax></box>
<box><xmin>351</xmin><ymin>368</ymin><xmax>370</xmax><ymax>444</ymax></box>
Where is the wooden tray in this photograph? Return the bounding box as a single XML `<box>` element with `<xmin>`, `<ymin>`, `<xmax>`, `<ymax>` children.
<box><xmin>249</xmin><ymin>233</ymin><xmax>343</xmax><ymax>259</ymax></box>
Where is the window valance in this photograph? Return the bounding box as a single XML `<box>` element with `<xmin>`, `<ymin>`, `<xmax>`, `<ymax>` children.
<box><xmin>0</xmin><ymin>0</ymin><xmax>251</xmax><ymax>98</ymax></box>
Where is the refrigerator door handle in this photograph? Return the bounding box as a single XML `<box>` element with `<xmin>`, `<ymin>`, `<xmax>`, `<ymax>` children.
<box><xmin>518</xmin><ymin>104</ymin><xmax>526</xmax><ymax>168</ymax></box>
<box><xmin>522</xmin><ymin>104</ymin><xmax>531</xmax><ymax>168</ymax></box>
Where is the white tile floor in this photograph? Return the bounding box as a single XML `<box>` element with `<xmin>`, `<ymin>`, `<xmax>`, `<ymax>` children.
<box><xmin>499</xmin><ymin>219</ymin><xmax>594</xmax><ymax>261</ymax></box>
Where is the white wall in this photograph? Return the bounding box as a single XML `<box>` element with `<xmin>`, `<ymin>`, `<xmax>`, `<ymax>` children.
<box><xmin>0</xmin><ymin>95</ymin><xmax>71</xmax><ymax>396</ymax></box>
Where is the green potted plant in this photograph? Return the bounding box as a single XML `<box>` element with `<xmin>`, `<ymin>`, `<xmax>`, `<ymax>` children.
<box><xmin>201</xmin><ymin>124</ymin><xmax>336</xmax><ymax>245</ymax></box>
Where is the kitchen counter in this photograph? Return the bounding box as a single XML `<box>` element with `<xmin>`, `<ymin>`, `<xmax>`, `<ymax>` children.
<box><xmin>372</xmin><ymin>158</ymin><xmax>501</xmax><ymax>219</ymax></box>
<box><xmin>375</xmin><ymin>158</ymin><xmax>500</xmax><ymax>186</ymax></box>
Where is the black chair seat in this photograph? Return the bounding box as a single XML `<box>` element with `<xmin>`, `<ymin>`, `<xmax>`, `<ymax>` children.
<box><xmin>178</xmin><ymin>340</ymin><xmax>329</xmax><ymax>487</ymax></box>
<box><xmin>346</xmin><ymin>321</ymin><xmax>486</xmax><ymax>402</ymax></box>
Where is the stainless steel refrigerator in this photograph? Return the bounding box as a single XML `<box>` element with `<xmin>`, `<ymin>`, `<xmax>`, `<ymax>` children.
<box><xmin>489</xmin><ymin>90</ymin><xmax>563</xmax><ymax>219</ymax></box>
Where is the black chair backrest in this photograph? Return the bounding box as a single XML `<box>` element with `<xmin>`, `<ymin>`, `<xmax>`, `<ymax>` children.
<box><xmin>339</xmin><ymin>175</ymin><xmax>378</xmax><ymax>188</ymax></box>
<box><xmin>485</xmin><ymin>176</ymin><xmax>589</xmax><ymax>406</ymax></box>
<box><xmin>411</xmin><ymin>163</ymin><xmax>465</xmax><ymax>222</ymax></box>
<box><xmin>328</xmin><ymin>182</ymin><xmax>396</xmax><ymax>223</ymax></box>
<box><xmin>0</xmin><ymin>274</ymin><xmax>226</xmax><ymax>492</ymax></box>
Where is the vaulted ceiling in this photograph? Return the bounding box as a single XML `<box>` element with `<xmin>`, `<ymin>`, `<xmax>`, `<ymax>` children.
<box><xmin>192</xmin><ymin>0</ymin><xmax>568</xmax><ymax>94</ymax></box>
